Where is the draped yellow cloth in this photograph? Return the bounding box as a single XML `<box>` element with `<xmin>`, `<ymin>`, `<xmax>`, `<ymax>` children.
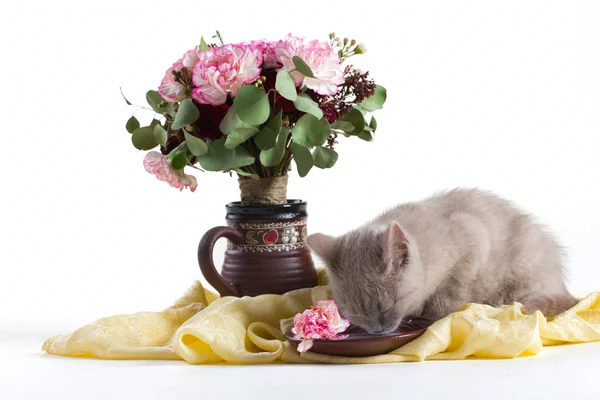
<box><xmin>43</xmin><ymin>270</ymin><xmax>600</xmax><ymax>364</ymax></box>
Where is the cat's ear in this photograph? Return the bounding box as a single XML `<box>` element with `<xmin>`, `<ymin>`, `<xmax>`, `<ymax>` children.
<box><xmin>307</xmin><ymin>233</ymin><xmax>336</xmax><ymax>263</ymax></box>
<box><xmin>382</xmin><ymin>222</ymin><xmax>410</xmax><ymax>267</ymax></box>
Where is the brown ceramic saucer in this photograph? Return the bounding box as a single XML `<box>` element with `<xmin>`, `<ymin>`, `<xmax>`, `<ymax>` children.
<box><xmin>285</xmin><ymin>316</ymin><xmax>434</xmax><ymax>357</ymax></box>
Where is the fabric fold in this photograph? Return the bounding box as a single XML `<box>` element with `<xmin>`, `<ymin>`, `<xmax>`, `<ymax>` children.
<box><xmin>43</xmin><ymin>271</ymin><xmax>600</xmax><ymax>364</ymax></box>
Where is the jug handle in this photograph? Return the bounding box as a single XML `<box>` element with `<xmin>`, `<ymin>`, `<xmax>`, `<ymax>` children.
<box><xmin>198</xmin><ymin>226</ymin><xmax>244</xmax><ymax>297</ymax></box>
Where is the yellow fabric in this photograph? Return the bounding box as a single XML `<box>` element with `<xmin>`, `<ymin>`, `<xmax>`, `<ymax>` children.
<box><xmin>43</xmin><ymin>270</ymin><xmax>600</xmax><ymax>364</ymax></box>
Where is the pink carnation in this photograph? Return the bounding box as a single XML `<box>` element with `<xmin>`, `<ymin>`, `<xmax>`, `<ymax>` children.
<box><xmin>192</xmin><ymin>44</ymin><xmax>263</xmax><ymax>106</ymax></box>
<box><xmin>181</xmin><ymin>48</ymin><xmax>200</xmax><ymax>70</ymax></box>
<box><xmin>158</xmin><ymin>48</ymin><xmax>200</xmax><ymax>102</ymax></box>
<box><xmin>143</xmin><ymin>151</ymin><xmax>198</xmax><ymax>192</ymax></box>
<box><xmin>291</xmin><ymin>299</ymin><xmax>350</xmax><ymax>354</ymax></box>
<box><xmin>248</xmin><ymin>39</ymin><xmax>279</xmax><ymax>68</ymax></box>
<box><xmin>275</xmin><ymin>35</ymin><xmax>344</xmax><ymax>96</ymax></box>
<box><xmin>158</xmin><ymin>66</ymin><xmax>185</xmax><ymax>102</ymax></box>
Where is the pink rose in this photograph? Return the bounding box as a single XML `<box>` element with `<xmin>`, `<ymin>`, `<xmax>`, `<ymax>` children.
<box><xmin>275</xmin><ymin>35</ymin><xmax>344</xmax><ymax>96</ymax></box>
<box><xmin>192</xmin><ymin>44</ymin><xmax>263</xmax><ymax>106</ymax></box>
<box><xmin>291</xmin><ymin>299</ymin><xmax>350</xmax><ymax>354</ymax></box>
<box><xmin>158</xmin><ymin>48</ymin><xmax>200</xmax><ymax>102</ymax></box>
<box><xmin>143</xmin><ymin>151</ymin><xmax>198</xmax><ymax>192</ymax></box>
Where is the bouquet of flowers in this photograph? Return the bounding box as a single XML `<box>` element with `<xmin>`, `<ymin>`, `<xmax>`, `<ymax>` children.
<box><xmin>122</xmin><ymin>32</ymin><xmax>386</xmax><ymax>203</ymax></box>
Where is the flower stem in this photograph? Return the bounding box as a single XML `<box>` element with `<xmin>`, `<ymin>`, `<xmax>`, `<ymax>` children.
<box><xmin>212</xmin><ymin>30</ymin><xmax>224</xmax><ymax>46</ymax></box>
<box><xmin>278</xmin><ymin>133</ymin><xmax>293</xmax><ymax>176</ymax></box>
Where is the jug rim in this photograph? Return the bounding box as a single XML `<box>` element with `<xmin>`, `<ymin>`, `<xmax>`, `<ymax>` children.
<box><xmin>225</xmin><ymin>199</ymin><xmax>307</xmax><ymax>219</ymax></box>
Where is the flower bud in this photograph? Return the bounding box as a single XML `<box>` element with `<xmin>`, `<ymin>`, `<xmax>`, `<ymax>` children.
<box><xmin>356</xmin><ymin>42</ymin><xmax>368</xmax><ymax>54</ymax></box>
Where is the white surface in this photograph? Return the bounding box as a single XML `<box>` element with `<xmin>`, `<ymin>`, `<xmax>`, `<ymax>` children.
<box><xmin>2</xmin><ymin>334</ymin><xmax>600</xmax><ymax>399</ymax></box>
<box><xmin>1</xmin><ymin>1</ymin><xmax>599</xmax><ymax>398</ymax></box>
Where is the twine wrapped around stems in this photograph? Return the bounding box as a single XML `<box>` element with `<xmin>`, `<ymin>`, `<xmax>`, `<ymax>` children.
<box><xmin>238</xmin><ymin>175</ymin><xmax>288</xmax><ymax>205</ymax></box>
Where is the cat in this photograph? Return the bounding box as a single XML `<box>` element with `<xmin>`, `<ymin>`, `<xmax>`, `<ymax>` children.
<box><xmin>307</xmin><ymin>188</ymin><xmax>579</xmax><ymax>334</ymax></box>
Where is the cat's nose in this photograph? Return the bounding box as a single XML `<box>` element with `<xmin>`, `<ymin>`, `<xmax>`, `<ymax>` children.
<box><xmin>374</xmin><ymin>319</ymin><xmax>401</xmax><ymax>334</ymax></box>
<box><xmin>381</xmin><ymin>323</ymin><xmax>400</xmax><ymax>333</ymax></box>
<box><xmin>366</xmin><ymin>315</ymin><xmax>399</xmax><ymax>334</ymax></box>
<box><xmin>364</xmin><ymin>322</ymin><xmax>386</xmax><ymax>334</ymax></box>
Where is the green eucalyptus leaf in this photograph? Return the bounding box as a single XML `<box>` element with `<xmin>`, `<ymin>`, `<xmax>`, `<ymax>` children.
<box><xmin>126</xmin><ymin>116</ymin><xmax>140</xmax><ymax>133</ymax></box>
<box><xmin>224</xmin><ymin>127</ymin><xmax>260</xmax><ymax>149</ymax></box>
<box><xmin>196</xmin><ymin>137</ymin><xmax>255</xmax><ymax>171</ymax></box>
<box><xmin>184</xmin><ymin>131</ymin><xmax>208</xmax><ymax>156</ymax></box>
<box><xmin>369</xmin><ymin>115</ymin><xmax>378</xmax><ymax>132</ymax></box>
<box><xmin>275</xmin><ymin>70</ymin><xmax>297</xmax><ymax>101</ymax></box>
<box><xmin>233</xmin><ymin>85</ymin><xmax>270</xmax><ymax>125</ymax></box>
<box><xmin>172</xmin><ymin>98</ymin><xmax>200</xmax><ymax>130</ymax></box>
<box><xmin>341</xmin><ymin>108</ymin><xmax>365</xmax><ymax>134</ymax></box>
<box><xmin>200</xmin><ymin>37</ymin><xmax>210</xmax><ymax>52</ymax></box>
<box><xmin>131</xmin><ymin>126</ymin><xmax>158</xmax><ymax>150</ymax></box>
<box><xmin>357</xmin><ymin>131</ymin><xmax>374</xmax><ymax>142</ymax></box>
<box><xmin>331</xmin><ymin>120</ymin><xmax>354</xmax><ymax>133</ymax></box>
<box><xmin>219</xmin><ymin>106</ymin><xmax>237</xmax><ymax>135</ymax></box>
<box><xmin>359</xmin><ymin>85</ymin><xmax>387</xmax><ymax>111</ymax></box>
<box><xmin>292</xmin><ymin>56</ymin><xmax>315</xmax><ymax>78</ymax></box>
<box><xmin>293</xmin><ymin>93</ymin><xmax>323</xmax><ymax>120</ymax></box>
<box><xmin>234</xmin><ymin>169</ymin><xmax>259</xmax><ymax>179</ymax></box>
<box><xmin>219</xmin><ymin>106</ymin><xmax>253</xmax><ymax>135</ymax></box>
<box><xmin>260</xmin><ymin>128</ymin><xmax>289</xmax><ymax>167</ymax></box>
<box><xmin>171</xmin><ymin>151</ymin><xmax>188</xmax><ymax>169</ymax></box>
<box><xmin>291</xmin><ymin>114</ymin><xmax>331</xmax><ymax>148</ymax></box>
<box><xmin>313</xmin><ymin>146</ymin><xmax>339</xmax><ymax>169</ymax></box>
<box><xmin>255</xmin><ymin>110</ymin><xmax>282</xmax><ymax>150</ymax></box>
<box><xmin>153</xmin><ymin>124</ymin><xmax>167</xmax><ymax>146</ymax></box>
<box><xmin>146</xmin><ymin>90</ymin><xmax>173</xmax><ymax>114</ymax></box>
<box><xmin>290</xmin><ymin>143</ymin><xmax>313</xmax><ymax>177</ymax></box>
<box><xmin>354</xmin><ymin>104</ymin><xmax>368</xmax><ymax>116</ymax></box>
<box><xmin>120</xmin><ymin>87</ymin><xmax>132</xmax><ymax>105</ymax></box>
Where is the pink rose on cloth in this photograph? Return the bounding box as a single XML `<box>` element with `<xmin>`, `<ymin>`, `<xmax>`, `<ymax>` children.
<box><xmin>192</xmin><ymin>44</ymin><xmax>263</xmax><ymax>106</ymax></box>
<box><xmin>143</xmin><ymin>151</ymin><xmax>198</xmax><ymax>192</ymax></box>
<box><xmin>275</xmin><ymin>35</ymin><xmax>345</xmax><ymax>96</ymax></box>
<box><xmin>158</xmin><ymin>48</ymin><xmax>200</xmax><ymax>102</ymax></box>
<box><xmin>291</xmin><ymin>299</ymin><xmax>351</xmax><ymax>354</ymax></box>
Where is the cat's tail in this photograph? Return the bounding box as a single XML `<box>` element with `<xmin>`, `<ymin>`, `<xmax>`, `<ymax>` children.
<box><xmin>521</xmin><ymin>293</ymin><xmax>580</xmax><ymax>317</ymax></box>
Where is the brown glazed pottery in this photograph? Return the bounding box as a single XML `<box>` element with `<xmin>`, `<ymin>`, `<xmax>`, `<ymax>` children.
<box><xmin>285</xmin><ymin>317</ymin><xmax>434</xmax><ymax>357</ymax></box>
<box><xmin>198</xmin><ymin>199</ymin><xmax>318</xmax><ymax>297</ymax></box>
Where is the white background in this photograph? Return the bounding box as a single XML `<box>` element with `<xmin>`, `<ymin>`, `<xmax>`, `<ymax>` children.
<box><xmin>1</xmin><ymin>1</ymin><xmax>599</xmax><ymax>398</ymax></box>
<box><xmin>1</xmin><ymin>0</ymin><xmax>599</xmax><ymax>330</ymax></box>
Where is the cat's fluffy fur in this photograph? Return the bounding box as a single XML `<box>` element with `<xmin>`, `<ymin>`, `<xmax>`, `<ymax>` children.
<box><xmin>307</xmin><ymin>188</ymin><xmax>578</xmax><ymax>333</ymax></box>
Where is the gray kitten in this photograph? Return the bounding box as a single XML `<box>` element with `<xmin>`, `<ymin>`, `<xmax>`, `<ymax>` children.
<box><xmin>307</xmin><ymin>188</ymin><xmax>578</xmax><ymax>333</ymax></box>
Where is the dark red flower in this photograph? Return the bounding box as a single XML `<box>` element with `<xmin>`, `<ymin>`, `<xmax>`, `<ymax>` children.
<box><xmin>262</xmin><ymin>69</ymin><xmax>297</xmax><ymax>113</ymax></box>
<box><xmin>161</xmin><ymin>102</ymin><xmax>229</xmax><ymax>156</ymax></box>
<box><xmin>321</xmin><ymin>104</ymin><xmax>339</xmax><ymax>124</ymax></box>
<box><xmin>190</xmin><ymin>102</ymin><xmax>230</xmax><ymax>141</ymax></box>
<box><xmin>161</xmin><ymin>132</ymin><xmax>184</xmax><ymax>155</ymax></box>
